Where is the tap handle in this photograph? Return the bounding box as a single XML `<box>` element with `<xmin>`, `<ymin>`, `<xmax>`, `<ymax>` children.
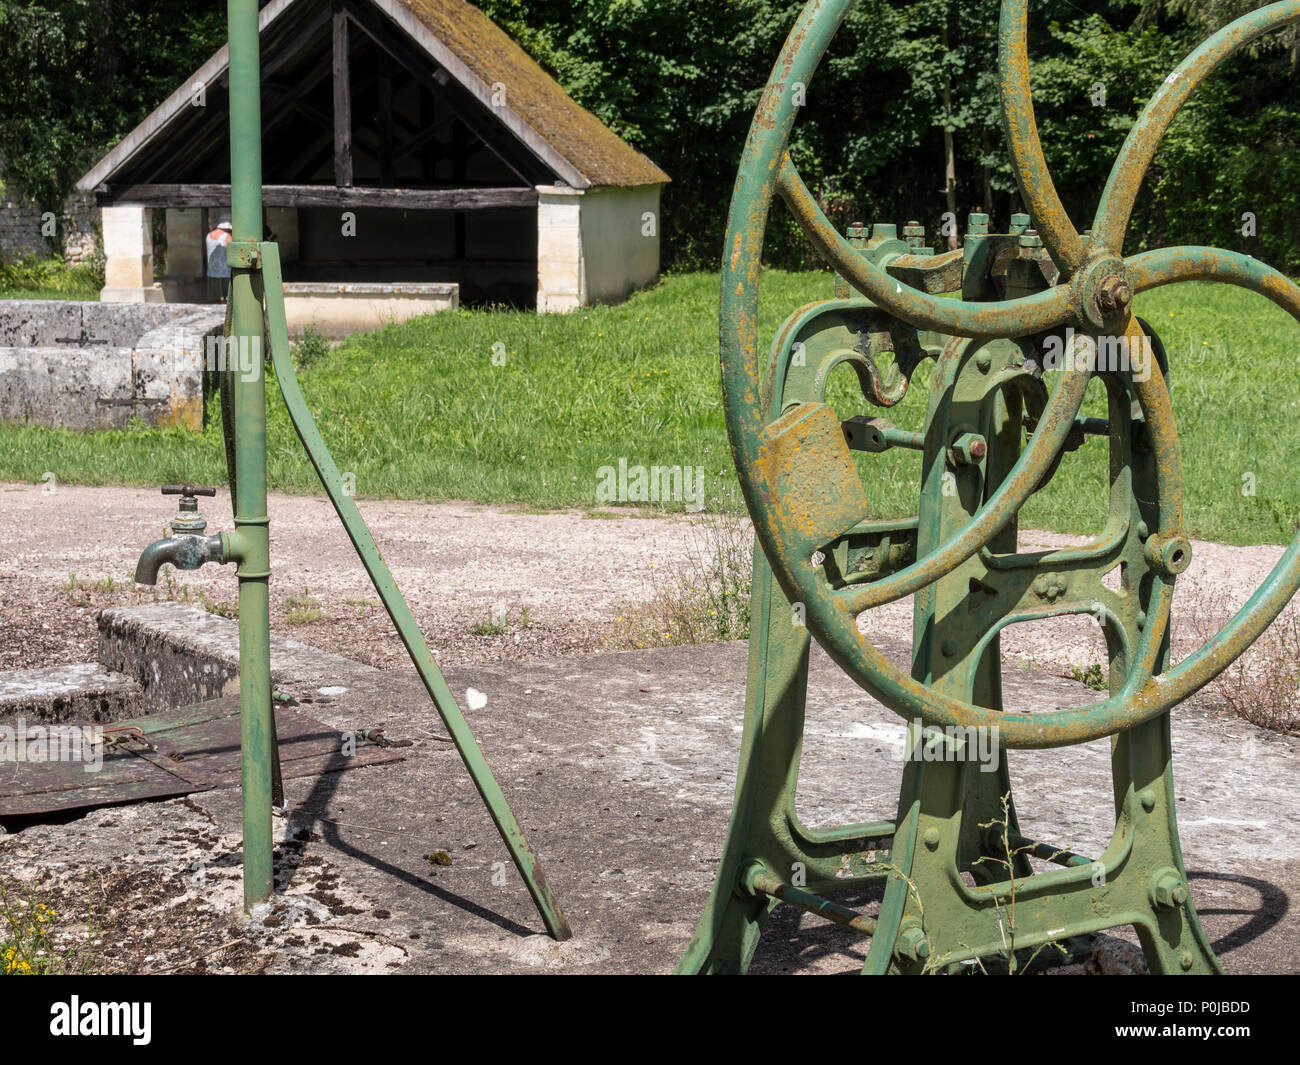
<box><xmin>162</xmin><ymin>484</ymin><xmax>217</xmax><ymax>499</ymax></box>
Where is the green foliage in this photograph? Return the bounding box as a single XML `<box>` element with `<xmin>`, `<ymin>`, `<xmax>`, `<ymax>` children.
<box><xmin>480</xmin><ymin>0</ymin><xmax>1300</xmax><ymax>271</ymax></box>
<box><xmin>290</xmin><ymin>326</ymin><xmax>332</xmax><ymax>370</ymax></box>
<box><xmin>2</xmin><ymin>1</ymin><xmax>1296</xmax><ymax>270</ymax></box>
<box><xmin>0</xmin><ymin>253</ymin><xmax>100</xmax><ymax>299</ymax></box>
<box><xmin>0</xmin><ymin>1</ymin><xmax>225</xmax><ymax>212</ymax></box>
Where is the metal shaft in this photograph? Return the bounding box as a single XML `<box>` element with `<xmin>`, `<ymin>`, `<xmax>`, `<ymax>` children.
<box><xmin>228</xmin><ymin>0</ymin><xmax>274</xmax><ymax>910</ymax></box>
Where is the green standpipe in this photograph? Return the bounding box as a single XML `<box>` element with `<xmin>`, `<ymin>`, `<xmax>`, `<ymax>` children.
<box><xmin>215</xmin><ymin>0</ymin><xmax>569</xmax><ymax>936</ymax></box>
<box><xmin>227</xmin><ymin>0</ymin><xmax>274</xmax><ymax>910</ymax></box>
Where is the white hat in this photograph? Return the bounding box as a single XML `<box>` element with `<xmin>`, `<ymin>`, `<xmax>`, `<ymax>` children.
<box><xmin>217</xmin><ymin>221</ymin><xmax>233</xmax><ymax>231</ymax></box>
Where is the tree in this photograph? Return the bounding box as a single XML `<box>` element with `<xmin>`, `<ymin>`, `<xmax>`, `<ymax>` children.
<box><xmin>0</xmin><ymin>1</ymin><xmax>225</xmax><ymax>211</ymax></box>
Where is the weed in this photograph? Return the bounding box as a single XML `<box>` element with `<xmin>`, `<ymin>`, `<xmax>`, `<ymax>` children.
<box><xmin>198</xmin><ymin>589</ymin><xmax>238</xmax><ymax>619</ymax></box>
<box><xmin>972</xmin><ymin>793</ymin><xmax>1072</xmax><ymax>975</ymax></box>
<box><xmin>343</xmin><ymin>597</ymin><xmax>372</xmax><ymax>619</ymax></box>
<box><xmin>0</xmin><ymin>876</ymin><xmax>102</xmax><ymax>975</ymax></box>
<box><xmin>290</xmin><ymin>326</ymin><xmax>332</xmax><ymax>370</ymax></box>
<box><xmin>1183</xmin><ymin>592</ymin><xmax>1300</xmax><ymax>734</ymax></box>
<box><xmin>0</xmin><ymin>254</ymin><xmax>100</xmax><ymax>300</ymax></box>
<box><xmin>1069</xmin><ymin>662</ymin><xmax>1108</xmax><ymax>691</ymax></box>
<box><xmin>285</xmin><ymin>587</ymin><xmax>324</xmax><ymax>625</ymax></box>
<box><xmin>468</xmin><ymin>605</ymin><xmax>510</xmax><ymax>636</ymax></box>
<box><xmin>610</xmin><ymin>474</ymin><xmax>753</xmax><ymax>649</ymax></box>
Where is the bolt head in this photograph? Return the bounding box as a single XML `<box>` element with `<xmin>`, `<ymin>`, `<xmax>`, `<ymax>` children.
<box><xmin>1096</xmin><ymin>276</ymin><xmax>1133</xmax><ymax>313</ymax></box>
<box><xmin>1150</xmin><ymin>870</ymin><xmax>1188</xmax><ymax>911</ymax></box>
<box><xmin>949</xmin><ymin>432</ymin><xmax>988</xmax><ymax>466</ymax></box>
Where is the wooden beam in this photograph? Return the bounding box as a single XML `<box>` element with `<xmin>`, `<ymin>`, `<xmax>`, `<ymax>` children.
<box><xmin>378</xmin><ymin>51</ymin><xmax>396</xmax><ymax>186</ymax></box>
<box><xmin>98</xmin><ymin>184</ymin><xmax>538</xmax><ymax>210</ymax></box>
<box><xmin>453</xmin><ymin>122</ymin><xmax>467</xmax><ymax>262</ymax></box>
<box><xmin>332</xmin><ymin>1</ymin><xmax>353</xmax><ymax>187</ymax></box>
<box><xmin>261</xmin><ymin>5</ymin><xmax>331</xmax><ymax>82</ymax></box>
<box><xmin>343</xmin><ymin>0</ymin><xmax>549</xmax><ymax>187</ymax></box>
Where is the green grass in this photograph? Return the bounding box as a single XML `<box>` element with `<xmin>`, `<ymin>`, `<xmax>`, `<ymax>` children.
<box><xmin>0</xmin><ymin>269</ymin><xmax>1296</xmax><ymax>545</ymax></box>
<box><xmin>0</xmin><ymin>255</ymin><xmax>101</xmax><ymax>301</ymax></box>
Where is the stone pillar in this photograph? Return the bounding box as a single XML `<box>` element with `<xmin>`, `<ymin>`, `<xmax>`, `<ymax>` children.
<box><xmin>100</xmin><ymin>205</ymin><xmax>163</xmax><ymax>303</ymax></box>
<box><xmin>161</xmin><ymin>208</ymin><xmax>205</xmax><ymax>302</ymax></box>
<box><xmin>266</xmin><ymin>207</ymin><xmax>299</xmax><ymax>263</ymax></box>
<box><xmin>536</xmin><ymin>185</ymin><xmax>585</xmax><ymax>314</ymax></box>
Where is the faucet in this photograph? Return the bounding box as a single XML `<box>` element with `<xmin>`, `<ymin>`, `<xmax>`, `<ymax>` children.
<box><xmin>134</xmin><ymin>485</ymin><xmax>226</xmax><ymax>585</ymax></box>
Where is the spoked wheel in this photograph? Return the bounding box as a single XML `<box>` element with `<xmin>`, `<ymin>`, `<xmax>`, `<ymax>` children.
<box><xmin>723</xmin><ymin>0</ymin><xmax>1300</xmax><ymax>749</ymax></box>
<box><xmin>680</xmin><ymin>0</ymin><xmax>1300</xmax><ymax>974</ymax></box>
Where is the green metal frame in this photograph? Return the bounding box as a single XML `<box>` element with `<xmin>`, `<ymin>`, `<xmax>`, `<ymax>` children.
<box><xmin>680</xmin><ymin>0</ymin><xmax>1300</xmax><ymax>973</ymax></box>
<box><xmin>147</xmin><ymin>0</ymin><xmax>572</xmax><ymax>939</ymax></box>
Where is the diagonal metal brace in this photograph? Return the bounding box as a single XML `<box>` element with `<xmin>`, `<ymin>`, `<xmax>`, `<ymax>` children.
<box><xmin>251</xmin><ymin>240</ymin><xmax>571</xmax><ymax>941</ymax></box>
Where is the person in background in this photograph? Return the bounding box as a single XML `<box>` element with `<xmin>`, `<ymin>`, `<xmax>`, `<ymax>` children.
<box><xmin>205</xmin><ymin>219</ymin><xmax>233</xmax><ymax>302</ymax></box>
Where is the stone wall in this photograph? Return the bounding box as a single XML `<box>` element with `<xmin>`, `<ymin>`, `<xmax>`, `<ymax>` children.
<box><xmin>0</xmin><ymin>300</ymin><xmax>225</xmax><ymax>431</ymax></box>
<box><xmin>0</xmin><ymin>160</ymin><xmax>98</xmax><ymax>264</ymax></box>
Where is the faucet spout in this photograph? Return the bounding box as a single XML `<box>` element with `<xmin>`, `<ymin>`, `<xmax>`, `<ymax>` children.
<box><xmin>134</xmin><ymin>534</ymin><xmax>225</xmax><ymax>585</ymax></box>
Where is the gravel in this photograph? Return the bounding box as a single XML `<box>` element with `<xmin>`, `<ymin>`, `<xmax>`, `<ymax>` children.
<box><xmin>0</xmin><ymin>482</ymin><xmax>1289</xmax><ymax>679</ymax></box>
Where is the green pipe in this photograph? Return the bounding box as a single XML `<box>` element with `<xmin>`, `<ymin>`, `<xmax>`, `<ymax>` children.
<box><xmin>743</xmin><ymin>863</ymin><xmax>877</xmax><ymax>937</ymax></box>
<box><xmin>216</xmin><ymin>0</ymin><xmax>570</xmax><ymax>937</ymax></box>
<box><xmin>227</xmin><ymin>0</ymin><xmax>274</xmax><ymax>910</ymax></box>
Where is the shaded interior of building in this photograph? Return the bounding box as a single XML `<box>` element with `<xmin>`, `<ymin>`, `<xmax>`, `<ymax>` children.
<box><xmin>97</xmin><ymin>0</ymin><xmax>561</xmax><ymax>308</ymax></box>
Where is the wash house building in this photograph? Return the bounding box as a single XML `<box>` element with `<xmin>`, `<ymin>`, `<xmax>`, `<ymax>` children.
<box><xmin>76</xmin><ymin>0</ymin><xmax>669</xmax><ymax>321</ymax></box>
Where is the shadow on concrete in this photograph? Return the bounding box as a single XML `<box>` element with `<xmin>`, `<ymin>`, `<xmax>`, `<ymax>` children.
<box><xmin>283</xmin><ymin>745</ymin><xmax>537</xmax><ymax>939</ymax></box>
<box><xmin>1188</xmin><ymin>869</ymin><xmax>1289</xmax><ymax>955</ymax></box>
<box><xmin>748</xmin><ymin>887</ymin><xmax>883</xmax><ymax>975</ymax></box>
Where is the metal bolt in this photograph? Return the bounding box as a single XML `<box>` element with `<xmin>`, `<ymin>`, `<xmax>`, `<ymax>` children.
<box><xmin>924</xmin><ymin>827</ymin><xmax>941</xmax><ymax>849</ymax></box>
<box><xmin>967</xmin><ymin>212</ymin><xmax>989</xmax><ymax>236</ymax></box>
<box><xmin>871</xmin><ymin>222</ymin><xmax>898</xmax><ymax>242</ymax></box>
<box><xmin>1149</xmin><ymin>868</ymin><xmax>1189</xmax><ymax>910</ymax></box>
<box><xmin>941</xmin><ymin>640</ymin><xmax>957</xmax><ymax>657</ymax></box>
<box><xmin>975</xmin><ymin>351</ymin><xmax>992</xmax><ymax>372</ymax></box>
<box><xmin>895</xmin><ymin>920</ymin><xmax>930</xmax><ymax>963</ymax></box>
<box><xmin>1019</xmin><ymin>228</ymin><xmax>1043</xmax><ymax>249</ymax></box>
<box><xmin>1140</xmin><ymin>788</ymin><xmax>1156</xmax><ymax>812</ymax></box>
<box><xmin>950</xmin><ymin>432</ymin><xmax>987</xmax><ymax>466</ymax></box>
<box><xmin>1096</xmin><ymin>275</ymin><xmax>1133</xmax><ymax>315</ymax></box>
<box><xmin>1009</xmin><ymin>212</ymin><xmax>1031</xmax><ymax>234</ymax></box>
<box><xmin>903</xmin><ymin>220</ymin><xmax>925</xmax><ymax>250</ymax></box>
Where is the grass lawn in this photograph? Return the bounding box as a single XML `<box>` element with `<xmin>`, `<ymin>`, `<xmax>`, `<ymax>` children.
<box><xmin>0</xmin><ymin>269</ymin><xmax>1296</xmax><ymax>545</ymax></box>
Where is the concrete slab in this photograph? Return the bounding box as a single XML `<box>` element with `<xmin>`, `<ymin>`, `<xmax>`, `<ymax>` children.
<box><xmin>99</xmin><ymin>604</ymin><xmax>372</xmax><ymax>714</ymax></box>
<box><xmin>1</xmin><ymin>630</ymin><xmax>1296</xmax><ymax>973</ymax></box>
<box><xmin>0</xmin><ymin>662</ymin><xmax>141</xmax><ymax>725</ymax></box>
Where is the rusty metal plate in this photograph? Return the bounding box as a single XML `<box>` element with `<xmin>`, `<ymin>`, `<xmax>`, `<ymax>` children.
<box><xmin>0</xmin><ymin>697</ymin><xmax>403</xmax><ymax>818</ymax></box>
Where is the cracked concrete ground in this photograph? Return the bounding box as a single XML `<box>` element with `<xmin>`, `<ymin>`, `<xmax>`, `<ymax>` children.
<box><xmin>2</xmin><ymin>636</ymin><xmax>1295</xmax><ymax>974</ymax></box>
<box><xmin>1</xmin><ymin>483</ymin><xmax>1296</xmax><ymax>973</ymax></box>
